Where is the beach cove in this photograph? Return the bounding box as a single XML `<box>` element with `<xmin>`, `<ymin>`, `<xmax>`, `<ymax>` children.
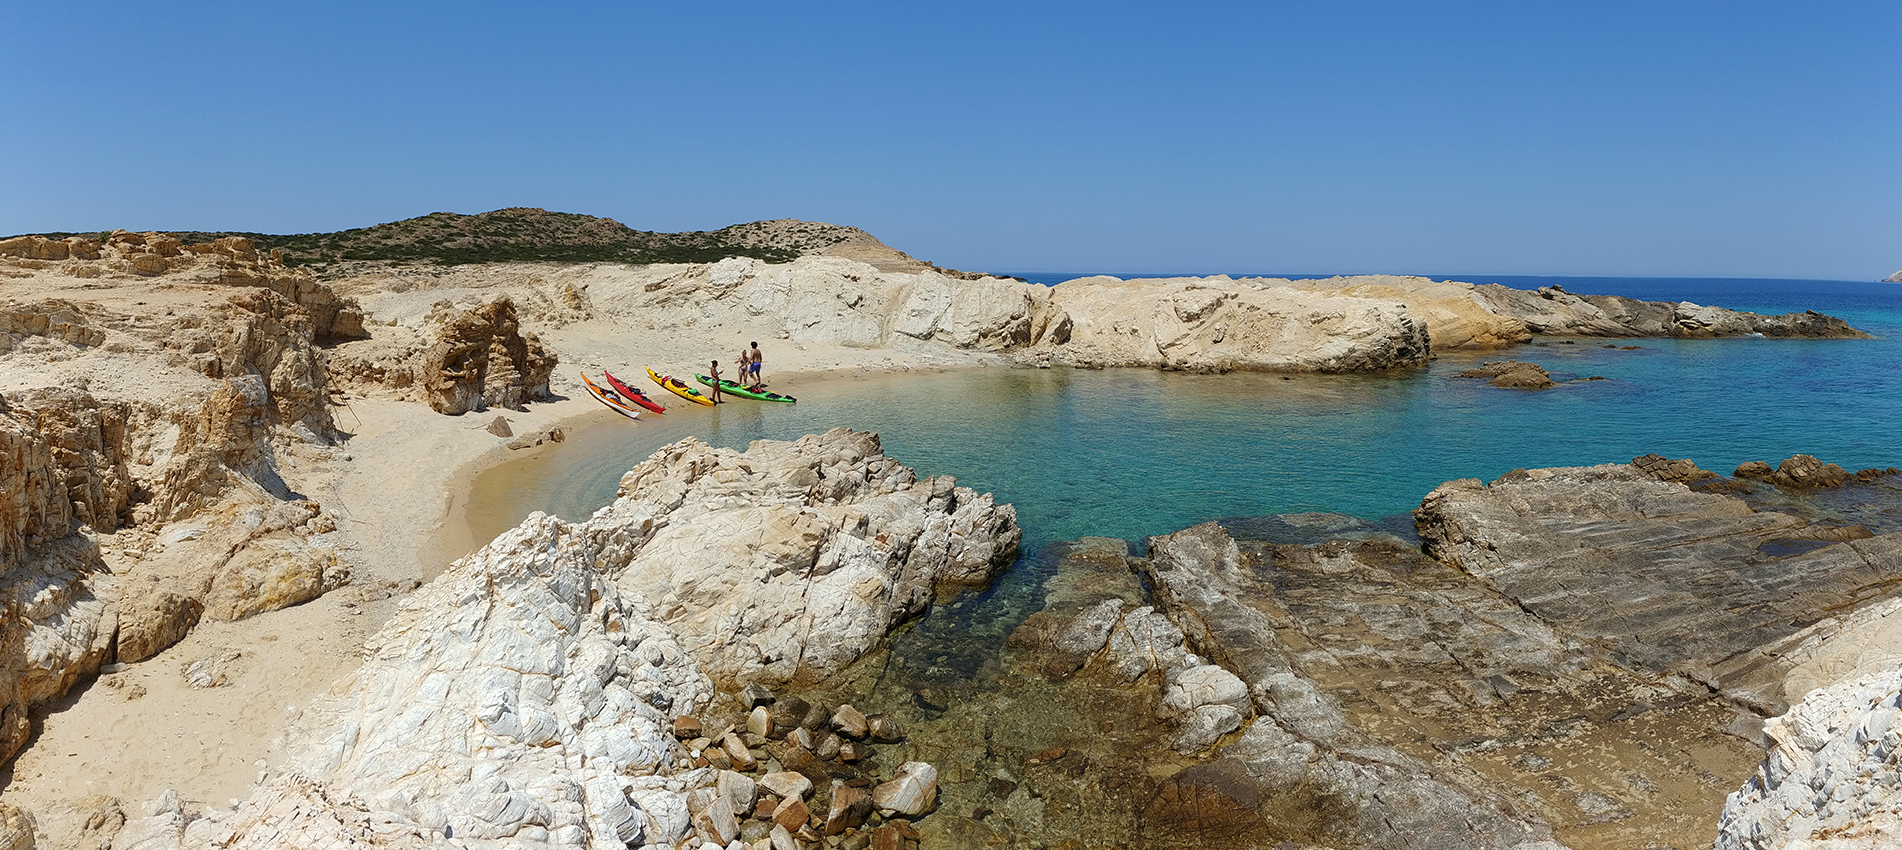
<box><xmin>0</xmin><ymin>223</ymin><xmax>1898</xmax><ymax>849</ymax></box>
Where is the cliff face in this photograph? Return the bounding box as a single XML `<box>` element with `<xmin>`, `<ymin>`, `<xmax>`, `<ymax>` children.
<box><xmin>0</xmin><ymin>238</ymin><xmax>365</xmax><ymax>769</ymax></box>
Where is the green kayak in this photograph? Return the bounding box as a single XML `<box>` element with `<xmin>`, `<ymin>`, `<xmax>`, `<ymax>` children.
<box><xmin>694</xmin><ymin>374</ymin><xmax>796</xmax><ymax>403</ymax></box>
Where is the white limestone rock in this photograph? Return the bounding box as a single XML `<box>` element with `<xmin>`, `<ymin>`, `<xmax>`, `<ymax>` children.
<box><xmin>871</xmin><ymin>762</ymin><xmax>938</xmax><ymax>817</ymax></box>
<box><xmin>1039</xmin><ymin>275</ymin><xmax>1431</xmax><ymax>372</ymax></box>
<box><xmin>117</xmin><ymin>509</ymin><xmax>716</xmax><ymax>848</ymax></box>
<box><xmin>111</xmin><ymin>429</ymin><xmax>1024</xmax><ymax>848</ymax></box>
<box><xmin>597</xmin><ymin>427</ymin><xmax>1021</xmax><ymax>686</ymax></box>
<box><xmin>1716</xmin><ymin>666</ymin><xmax>1902</xmax><ymax>849</ymax></box>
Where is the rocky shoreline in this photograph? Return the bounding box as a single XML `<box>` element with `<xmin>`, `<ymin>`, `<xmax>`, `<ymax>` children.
<box><xmin>0</xmin><ymin>224</ymin><xmax>1892</xmax><ymax>848</ymax></box>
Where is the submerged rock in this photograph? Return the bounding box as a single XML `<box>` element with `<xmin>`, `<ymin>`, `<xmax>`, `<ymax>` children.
<box><xmin>1459</xmin><ymin>359</ymin><xmax>1556</xmax><ymax>388</ymax></box>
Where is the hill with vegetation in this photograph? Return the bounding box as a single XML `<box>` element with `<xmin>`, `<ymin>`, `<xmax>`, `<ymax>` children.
<box><xmin>14</xmin><ymin>208</ymin><xmax>1004</xmax><ymax>277</ymax></box>
<box><xmin>150</xmin><ymin>208</ymin><xmax>840</xmax><ymax>267</ymax></box>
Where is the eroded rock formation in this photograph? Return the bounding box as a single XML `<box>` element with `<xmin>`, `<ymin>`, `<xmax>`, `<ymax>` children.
<box><xmin>329</xmin><ymin>296</ymin><xmax>556</xmax><ymax>415</ymax></box>
<box><xmin>1717</xmin><ymin>667</ymin><xmax>1902</xmax><ymax>849</ymax></box>
<box><xmin>601</xmin><ymin>428</ymin><xmax>1019</xmax><ymax>687</ymax></box>
<box><xmin>109</xmin><ymin>429</ymin><xmax>1019</xmax><ymax>848</ymax></box>
<box><xmin>0</xmin><ymin>232</ymin><xmax>366</xmax><ymax>340</ymax></box>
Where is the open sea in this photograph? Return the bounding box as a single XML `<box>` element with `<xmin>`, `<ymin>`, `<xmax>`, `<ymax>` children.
<box><xmin>462</xmin><ymin>274</ymin><xmax>1902</xmax><ymax>665</ymax></box>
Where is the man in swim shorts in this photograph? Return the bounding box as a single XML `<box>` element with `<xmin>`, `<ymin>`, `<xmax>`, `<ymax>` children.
<box><xmin>748</xmin><ymin>341</ymin><xmax>764</xmax><ymax>386</ymax></box>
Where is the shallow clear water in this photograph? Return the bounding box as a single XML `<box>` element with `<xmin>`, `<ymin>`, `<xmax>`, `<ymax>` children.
<box><xmin>474</xmin><ymin>277</ymin><xmax>1902</xmax><ymax>562</ymax></box>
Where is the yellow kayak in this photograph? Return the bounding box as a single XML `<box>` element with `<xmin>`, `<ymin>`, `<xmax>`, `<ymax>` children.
<box><xmin>647</xmin><ymin>366</ymin><xmax>716</xmax><ymax>406</ymax></box>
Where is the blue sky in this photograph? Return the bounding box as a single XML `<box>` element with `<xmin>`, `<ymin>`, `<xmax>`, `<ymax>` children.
<box><xmin>3</xmin><ymin>2</ymin><xmax>1897</xmax><ymax>278</ymax></box>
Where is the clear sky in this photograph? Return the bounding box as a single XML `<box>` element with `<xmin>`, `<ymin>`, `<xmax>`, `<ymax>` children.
<box><xmin>3</xmin><ymin>1</ymin><xmax>1897</xmax><ymax>278</ymax></box>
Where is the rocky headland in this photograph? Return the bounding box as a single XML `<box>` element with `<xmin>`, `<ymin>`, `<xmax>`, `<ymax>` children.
<box><xmin>0</xmin><ymin>213</ymin><xmax>1891</xmax><ymax>848</ymax></box>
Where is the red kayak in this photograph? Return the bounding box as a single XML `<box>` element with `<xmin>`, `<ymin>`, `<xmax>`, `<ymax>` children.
<box><xmin>603</xmin><ymin>370</ymin><xmax>667</xmax><ymax>414</ymax></box>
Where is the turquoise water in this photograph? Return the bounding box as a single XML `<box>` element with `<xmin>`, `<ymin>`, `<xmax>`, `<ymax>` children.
<box><xmin>466</xmin><ymin>275</ymin><xmax>1901</xmax><ymax>682</ymax></box>
<box><xmin>501</xmin><ymin>277</ymin><xmax>1902</xmax><ymax>556</ymax></box>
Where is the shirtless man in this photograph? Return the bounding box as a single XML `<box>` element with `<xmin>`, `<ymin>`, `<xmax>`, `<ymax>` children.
<box><xmin>748</xmin><ymin>341</ymin><xmax>764</xmax><ymax>387</ymax></box>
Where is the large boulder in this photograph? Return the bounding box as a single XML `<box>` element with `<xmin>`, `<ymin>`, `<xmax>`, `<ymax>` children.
<box><xmin>414</xmin><ymin>297</ymin><xmax>556</xmax><ymax>414</ymax></box>
<box><xmin>600</xmin><ymin>427</ymin><xmax>1021</xmax><ymax>686</ymax></box>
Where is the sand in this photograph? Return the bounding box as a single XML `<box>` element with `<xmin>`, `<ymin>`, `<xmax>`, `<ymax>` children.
<box><xmin>0</xmin><ymin>268</ymin><xmax>986</xmax><ymax>835</ymax></box>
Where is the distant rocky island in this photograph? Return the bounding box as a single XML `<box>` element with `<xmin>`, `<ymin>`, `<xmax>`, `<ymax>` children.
<box><xmin>0</xmin><ymin>210</ymin><xmax>1894</xmax><ymax>848</ymax></box>
<box><xmin>1886</xmin><ymin>269</ymin><xmax>1902</xmax><ymax>283</ymax></box>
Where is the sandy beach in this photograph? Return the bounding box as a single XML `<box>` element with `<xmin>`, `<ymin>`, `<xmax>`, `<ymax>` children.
<box><xmin>0</xmin><ymin>266</ymin><xmax>993</xmax><ymax>840</ymax></box>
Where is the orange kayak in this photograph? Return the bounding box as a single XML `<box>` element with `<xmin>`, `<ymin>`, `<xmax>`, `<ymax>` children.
<box><xmin>581</xmin><ymin>372</ymin><xmax>643</xmax><ymax>420</ymax></box>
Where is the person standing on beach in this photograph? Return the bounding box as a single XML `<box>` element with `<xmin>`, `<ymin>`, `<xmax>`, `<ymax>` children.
<box><xmin>749</xmin><ymin>341</ymin><xmax>764</xmax><ymax>387</ymax></box>
<box><xmin>708</xmin><ymin>360</ymin><xmax>724</xmax><ymax>404</ymax></box>
<box><xmin>738</xmin><ymin>344</ymin><xmax>755</xmax><ymax>389</ymax></box>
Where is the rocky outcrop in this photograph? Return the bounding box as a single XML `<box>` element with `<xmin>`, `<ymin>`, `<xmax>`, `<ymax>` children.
<box><xmin>1460</xmin><ymin>359</ymin><xmax>1556</xmax><ymax>388</ymax></box>
<box><xmin>1730</xmin><ymin>453</ymin><xmax>1900</xmax><ymax>490</ymax></box>
<box><xmin>109</xmin><ymin>430</ymin><xmax>1015</xmax><ymax>847</ymax></box>
<box><xmin>1884</xmin><ymin>270</ymin><xmax>1902</xmax><ymax>283</ymax></box>
<box><xmin>0</xmin><ymin>288</ymin><xmax>353</xmax><ymax>770</ymax></box>
<box><xmin>1471</xmin><ymin>283</ymin><xmax>1869</xmax><ymax>339</ymax></box>
<box><xmin>330</xmin><ymin>297</ymin><xmax>556</xmax><ymax>415</ymax></box>
<box><xmin>2</xmin><ymin>232</ymin><xmax>365</xmax><ymax>340</ymax></box>
<box><xmin>0</xmin><ymin>301</ymin><xmax>107</xmax><ymax>352</ymax></box>
<box><xmin>1716</xmin><ymin>666</ymin><xmax>1902</xmax><ymax>850</ymax></box>
<box><xmin>1132</xmin><ymin>523</ymin><xmax>1570</xmax><ymax>850</ymax></box>
<box><xmin>600</xmin><ymin>428</ymin><xmax>1019</xmax><ymax>686</ymax></box>
<box><xmin>1415</xmin><ymin>461</ymin><xmax>1902</xmax><ymax>713</ymax></box>
<box><xmin>1036</xmin><ymin>276</ymin><xmax>1433</xmax><ymax>372</ymax></box>
<box><xmin>0</xmin><ymin>384</ymin><xmax>346</xmax><ymax>767</ymax></box>
<box><xmin>116</xmin><ymin>511</ymin><xmax>716</xmax><ymax>848</ymax></box>
<box><xmin>1287</xmin><ymin>274</ymin><xmax>1531</xmax><ymax>349</ymax></box>
<box><xmin>0</xmin><ymin>390</ymin><xmax>137</xmax><ymax>763</ymax></box>
<box><xmin>414</xmin><ymin>297</ymin><xmax>555</xmax><ymax>414</ymax></box>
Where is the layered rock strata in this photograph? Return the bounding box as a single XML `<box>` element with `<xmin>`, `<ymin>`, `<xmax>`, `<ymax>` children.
<box><xmin>0</xmin><ymin>250</ymin><xmax>363</xmax><ymax>769</ymax></box>
<box><xmin>1416</xmin><ymin>463</ymin><xmax>1902</xmax><ymax>713</ymax></box>
<box><xmin>108</xmin><ymin>429</ymin><xmax>1015</xmax><ymax>848</ymax></box>
<box><xmin>986</xmin><ymin>457</ymin><xmax>1902</xmax><ymax>849</ymax></box>
<box><xmin>1470</xmin><ymin>282</ymin><xmax>1867</xmax><ymax>339</ymax></box>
